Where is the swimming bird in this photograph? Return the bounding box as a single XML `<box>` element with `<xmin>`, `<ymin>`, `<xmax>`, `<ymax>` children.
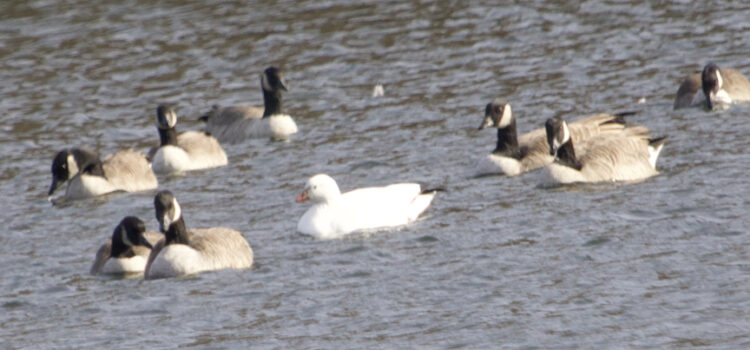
<box><xmin>200</xmin><ymin>66</ymin><xmax>298</xmax><ymax>143</ymax></box>
<box><xmin>674</xmin><ymin>63</ymin><xmax>750</xmax><ymax>110</ymax></box>
<box><xmin>48</xmin><ymin>147</ymin><xmax>158</xmax><ymax>200</ymax></box>
<box><xmin>295</xmin><ymin>174</ymin><xmax>439</xmax><ymax>239</ymax></box>
<box><xmin>90</xmin><ymin>216</ymin><xmax>164</xmax><ymax>275</ymax></box>
<box><xmin>150</xmin><ymin>104</ymin><xmax>228</xmax><ymax>174</ymax></box>
<box><xmin>144</xmin><ymin>190</ymin><xmax>254</xmax><ymax>280</ymax></box>
<box><xmin>544</xmin><ymin>116</ymin><xmax>666</xmax><ymax>184</ymax></box>
<box><xmin>476</xmin><ymin>99</ymin><xmax>629</xmax><ymax>176</ymax></box>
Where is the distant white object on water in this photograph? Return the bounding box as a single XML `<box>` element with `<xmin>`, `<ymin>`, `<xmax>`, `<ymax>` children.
<box><xmin>638</xmin><ymin>97</ymin><xmax>647</xmax><ymax>104</ymax></box>
<box><xmin>372</xmin><ymin>84</ymin><xmax>384</xmax><ymax>97</ymax></box>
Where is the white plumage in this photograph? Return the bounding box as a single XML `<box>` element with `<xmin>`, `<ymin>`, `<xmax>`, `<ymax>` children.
<box><xmin>296</xmin><ymin>174</ymin><xmax>438</xmax><ymax>239</ymax></box>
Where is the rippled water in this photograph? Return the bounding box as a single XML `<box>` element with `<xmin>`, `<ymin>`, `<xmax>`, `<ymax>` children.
<box><xmin>3</xmin><ymin>0</ymin><xmax>750</xmax><ymax>348</ymax></box>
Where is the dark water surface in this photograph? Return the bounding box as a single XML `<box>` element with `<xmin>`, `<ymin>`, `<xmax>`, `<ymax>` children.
<box><xmin>2</xmin><ymin>1</ymin><xmax>750</xmax><ymax>348</ymax></box>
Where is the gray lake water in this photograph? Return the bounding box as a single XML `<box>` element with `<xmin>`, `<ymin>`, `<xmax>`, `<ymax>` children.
<box><xmin>2</xmin><ymin>0</ymin><xmax>750</xmax><ymax>348</ymax></box>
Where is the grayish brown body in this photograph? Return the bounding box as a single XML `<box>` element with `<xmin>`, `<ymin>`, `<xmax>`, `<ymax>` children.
<box><xmin>49</xmin><ymin>147</ymin><xmax>158</xmax><ymax>200</ymax></box>
<box><xmin>544</xmin><ymin>117</ymin><xmax>666</xmax><ymax>184</ymax></box>
<box><xmin>476</xmin><ymin>100</ymin><xmax>628</xmax><ymax>176</ymax></box>
<box><xmin>90</xmin><ymin>231</ymin><xmax>164</xmax><ymax>275</ymax></box>
<box><xmin>144</xmin><ymin>191</ymin><xmax>253</xmax><ymax>280</ymax></box>
<box><xmin>674</xmin><ymin>65</ymin><xmax>750</xmax><ymax>109</ymax></box>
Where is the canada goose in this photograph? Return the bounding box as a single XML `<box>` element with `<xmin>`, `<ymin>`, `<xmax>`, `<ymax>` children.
<box><xmin>674</xmin><ymin>63</ymin><xmax>750</xmax><ymax>109</ymax></box>
<box><xmin>544</xmin><ymin>116</ymin><xmax>666</xmax><ymax>184</ymax></box>
<box><xmin>90</xmin><ymin>216</ymin><xmax>164</xmax><ymax>275</ymax></box>
<box><xmin>48</xmin><ymin>147</ymin><xmax>158</xmax><ymax>200</ymax></box>
<box><xmin>150</xmin><ymin>104</ymin><xmax>228</xmax><ymax>174</ymax></box>
<box><xmin>200</xmin><ymin>66</ymin><xmax>298</xmax><ymax>143</ymax></box>
<box><xmin>476</xmin><ymin>99</ymin><xmax>629</xmax><ymax>176</ymax></box>
<box><xmin>144</xmin><ymin>190</ymin><xmax>254</xmax><ymax>280</ymax></box>
<box><xmin>296</xmin><ymin>174</ymin><xmax>439</xmax><ymax>239</ymax></box>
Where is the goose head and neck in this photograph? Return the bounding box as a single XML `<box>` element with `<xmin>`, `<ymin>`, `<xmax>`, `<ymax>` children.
<box><xmin>48</xmin><ymin>147</ymin><xmax>103</xmax><ymax>195</ymax></box>
<box><xmin>546</xmin><ymin>116</ymin><xmax>582</xmax><ymax>170</ymax></box>
<box><xmin>295</xmin><ymin>174</ymin><xmax>341</xmax><ymax>205</ymax></box>
<box><xmin>154</xmin><ymin>190</ymin><xmax>190</xmax><ymax>245</ymax></box>
<box><xmin>478</xmin><ymin>100</ymin><xmax>521</xmax><ymax>159</ymax></box>
<box><xmin>261</xmin><ymin>66</ymin><xmax>288</xmax><ymax>118</ymax></box>
<box><xmin>156</xmin><ymin>104</ymin><xmax>180</xmax><ymax>147</ymax></box>
<box><xmin>701</xmin><ymin>62</ymin><xmax>730</xmax><ymax>110</ymax></box>
<box><xmin>110</xmin><ymin>216</ymin><xmax>153</xmax><ymax>258</ymax></box>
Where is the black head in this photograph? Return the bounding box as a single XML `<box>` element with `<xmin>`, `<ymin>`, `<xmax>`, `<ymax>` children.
<box><xmin>154</xmin><ymin>190</ymin><xmax>181</xmax><ymax>233</ymax></box>
<box><xmin>261</xmin><ymin>66</ymin><xmax>288</xmax><ymax>93</ymax></box>
<box><xmin>48</xmin><ymin>148</ymin><xmax>100</xmax><ymax>195</ymax></box>
<box><xmin>110</xmin><ymin>216</ymin><xmax>152</xmax><ymax>258</ymax></box>
<box><xmin>545</xmin><ymin>116</ymin><xmax>569</xmax><ymax>156</ymax></box>
<box><xmin>49</xmin><ymin>149</ymin><xmax>74</xmax><ymax>195</ymax></box>
<box><xmin>701</xmin><ymin>63</ymin><xmax>721</xmax><ymax>110</ymax></box>
<box><xmin>478</xmin><ymin>99</ymin><xmax>512</xmax><ymax>130</ymax></box>
<box><xmin>156</xmin><ymin>104</ymin><xmax>178</xmax><ymax>129</ymax></box>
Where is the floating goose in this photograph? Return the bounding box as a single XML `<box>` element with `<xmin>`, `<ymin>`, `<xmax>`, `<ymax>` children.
<box><xmin>674</xmin><ymin>63</ymin><xmax>750</xmax><ymax>110</ymax></box>
<box><xmin>144</xmin><ymin>190</ymin><xmax>254</xmax><ymax>279</ymax></box>
<box><xmin>48</xmin><ymin>147</ymin><xmax>157</xmax><ymax>200</ymax></box>
<box><xmin>296</xmin><ymin>174</ymin><xmax>439</xmax><ymax>239</ymax></box>
<box><xmin>476</xmin><ymin>99</ymin><xmax>628</xmax><ymax>176</ymax></box>
<box><xmin>200</xmin><ymin>66</ymin><xmax>298</xmax><ymax>143</ymax></box>
<box><xmin>544</xmin><ymin>116</ymin><xmax>666</xmax><ymax>184</ymax></box>
<box><xmin>150</xmin><ymin>104</ymin><xmax>228</xmax><ymax>174</ymax></box>
<box><xmin>90</xmin><ymin>216</ymin><xmax>163</xmax><ymax>275</ymax></box>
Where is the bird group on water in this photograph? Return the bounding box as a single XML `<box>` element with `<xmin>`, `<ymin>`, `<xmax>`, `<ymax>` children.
<box><xmin>47</xmin><ymin>62</ymin><xmax>750</xmax><ymax>280</ymax></box>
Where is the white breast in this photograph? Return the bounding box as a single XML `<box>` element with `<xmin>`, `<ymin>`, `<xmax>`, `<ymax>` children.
<box><xmin>64</xmin><ymin>174</ymin><xmax>119</xmax><ymax>199</ymax></box>
<box><xmin>544</xmin><ymin>163</ymin><xmax>586</xmax><ymax>185</ymax></box>
<box><xmin>152</xmin><ymin>145</ymin><xmax>191</xmax><ymax>174</ymax></box>
<box><xmin>481</xmin><ymin>154</ymin><xmax>523</xmax><ymax>176</ymax></box>
<box><xmin>147</xmin><ymin>245</ymin><xmax>206</xmax><ymax>279</ymax></box>
<box><xmin>101</xmin><ymin>256</ymin><xmax>149</xmax><ymax>274</ymax></box>
<box><xmin>268</xmin><ymin>114</ymin><xmax>298</xmax><ymax>140</ymax></box>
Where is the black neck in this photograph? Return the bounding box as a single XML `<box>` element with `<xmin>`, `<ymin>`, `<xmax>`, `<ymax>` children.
<box><xmin>492</xmin><ymin>119</ymin><xmax>522</xmax><ymax>159</ymax></box>
<box><xmin>165</xmin><ymin>217</ymin><xmax>190</xmax><ymax>245</ymax></box>
<box><xmin>262</xmin><ymin>88</ymin><xmax>283</xmax><ymax>118</ymax></box>
<box><xmin>555</xmin><ymin>141</ymin><xmax>582</xmax><ymax>170</ymax></box>
<box><xmin>110</xmin><ymin>242</ymin><xmax>135</xmax><ymax>258</ymax></box>
<box><xmin>157</xmin><ymin>127</ymin><xmax>179</xmax><ymax>146</ymax></box>
<box><xmin>83</xmin><ymin>161</ymin><xmax>106</xmax><ymax>177</ymax></box>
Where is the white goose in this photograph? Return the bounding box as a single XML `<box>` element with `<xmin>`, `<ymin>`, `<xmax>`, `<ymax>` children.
<box><xmin>295</xmin><ymin>174</ymin><xmax>439</xmax><ymax>239</ymax></box>
<box><xmin>150</xmin><ymin>104</ymin><xmax>228</xmax><ymax>174</ymax></box>
<box><xmin>200</xmin><ymin>66</ymin><xmax>298</xmax><ymax>143</ymax></box>
<box><xmin>48</xmin><ymin>147</ymin><xmax>157</xmax><ymax>200</ymax></box>
<box><xmin>90</xmin><ymin>216</ymin><xmax>164</xmax><ymax>275</ymax></box>
<box><xmin>144</xmin><ymin>190</ymin><xmax>254</xmax><ymax>280</ymax></box>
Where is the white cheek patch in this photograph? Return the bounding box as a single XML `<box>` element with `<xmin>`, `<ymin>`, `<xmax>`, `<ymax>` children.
<box><xmin>167</xmin><ymin>110</ymin><xmax>178</xmax><ymax>128</ymax></box>
<box><xmin>171</xmin><ymin>197</ymin><xmax>182</xmax><ymax>223</ymax></box>
<box><xmin>262</xmin><ymin>73</ymin><xmax>272</xmax><ymax>91</ymax></box>
<box><xmin>716</xmin><ymin>70</ymin><xmax>724</xmax><ymax>89</ymax></box>
<box><xmin>561</xmin><ymin>121</ymin><xmax>571</xmax><ymax>144</ymax></box>
<box><xmin>120</xmin><ymin>227</ymin><xmax>133</xmax><ymax>247</ymax></box>
<box><xmin>66</xmin><ymin>154</ymin><xmax>79</xmax><ymax>179</ymax></box>
<box><xmin>498</xmin><ymin>104</ymin><xmax>513</xmax><ymax>128</ymax></box>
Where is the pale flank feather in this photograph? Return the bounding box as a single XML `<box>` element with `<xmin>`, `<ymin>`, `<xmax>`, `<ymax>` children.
<box><xmin>101</xmin><ymin>149</ymin><xmax>158</xmax><ymax>192</ymax></box>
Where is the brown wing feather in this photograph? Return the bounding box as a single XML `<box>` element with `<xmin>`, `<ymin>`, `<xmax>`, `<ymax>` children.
<box><xmin>721</xmin><ymin>68</ymin><xmax>750</xmax><ymax>101</ymax></box>
<box><xmin>203</xmin><ymin>105</ymin><xmax>264</xmax><ymax>144</ymax></box>
<box><xmin>189</xmin><ymin>228</ymin><xmax>254</xmax><ymax>270</ymax></box>
<box><xmin>102</xmin><ymin>149</ymin><xmax>158</xmax><ymax>192</ymax></box>
<box><xmin>674</xmin><ymin>72</ymin><xmax>702</xmax><ymax>109</ymax></box>
<box><xmin>517</xmin><ymin>113</ymin><xmax>627</xmax><ymax>172</ymax></box>
<box><xmin>176</xmin><ymin>131</ymin><xmax>228</xmax><ymax>168</ymax></box>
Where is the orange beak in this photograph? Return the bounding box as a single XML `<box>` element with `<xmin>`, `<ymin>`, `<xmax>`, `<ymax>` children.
<box><xmin>295</xmin><ymin>189</ymin><xmax>309</xmax><ymax>203</ymax></box>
